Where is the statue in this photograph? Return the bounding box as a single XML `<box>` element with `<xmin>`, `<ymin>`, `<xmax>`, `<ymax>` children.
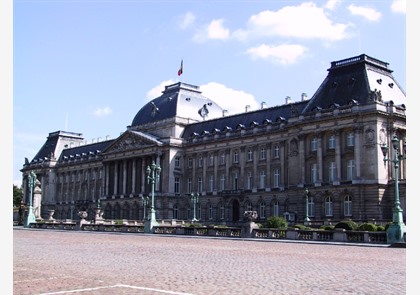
<box><xmin>33</xmin><ymin>179</ymin><xmax>42</xmax><ymax>220</ymax></box>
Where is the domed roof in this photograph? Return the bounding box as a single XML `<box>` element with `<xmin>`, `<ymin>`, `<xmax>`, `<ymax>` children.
<box><xmin>131</xmin><ymin>82</ymin><xmax>225</xmax><ymax>127</ymax></box>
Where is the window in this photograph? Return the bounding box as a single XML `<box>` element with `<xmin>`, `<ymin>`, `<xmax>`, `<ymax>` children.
<box><xmin>247</xmin><ymin>149</ymin><xmax>253</xmax><ymax>161</ymax></box>
<box><xmin>246</xmin><ymin>202</ymin><xmax>252</xmax><ymax>211</ymax></box>
<box><xmin>198</xmin><ymin>177</ymin><xmax>203</xmax><ymax>193</ymax></box>
<box><xmin>347</xmin><ymin>132</ymin><xmax>355</xmax><ymax>147</ymax></box>
<box><xmin>198</xmin><ymin>156</ymin><xmax>203</xmax><ymax>168</ymax></box>
<box><xmin>328</xmin><ymin>135</ymin><xmax>336</xmax><ymax>149</ymax></box>
<box><xmin>187</xmin><ymin>177</ymin><xmax>192</xmax><ymax>193</ymax></box>
<box><xmin>274</xmin><ymin>145</ymin><xmax>280</xmax><ymax>158</ymax></box>
<box><xmin>208</xmin><ymin>205</ymin><xmax>213</xmax><ymax>220</ymax></box>
<box><xmin>273</xmin><ymin>168</ymin><xmax>280</xmax><ymax>187</ymax></box>
<box><xmin>260</xmin><ymin>147</ymin><xmax>266</xmax><ymax>160</ymax></box>
<box><xmin>311</xmin><ymin>137</ymin><xmax>318</xmax><ymax>151</ymax></box>
<box><xmin>173</xmin><ymin>205</ymin><xmax>179</xmax><ymax>219</ymax></box>
<box><xmin>219</xmin><ymin>204</ymin><xmax>225</xmax><ymax>220</ymax></box>
<box><xmin>259</xmin><ymin>201</ymin><xmax>266</xmax><ymax>219</ymax></box>
<box><xmin>259</xmin><ymin>170</ymin><xmax>266</xmax><ymax>188</ymax></box>
<box><xmin>233</xmin><ymin>151</ymin><xmax>239</xmax><ymax>163</ymax></box>
<box><xmin>175</xmin><ymin>157</ymin><xmax>180</xmax><ymax>168</ymax></box>
<box><xmin>347</xmin><ymin>160</ymin><xmax>355</xmax><ymax>180</ymax></box>
<box><xmin>232</xmin><ymin>172</ymin><xmax>239</xmax><ymax>190</ymax></box>
<box><xmin>325</xmin><ymin>196</ymin><xmax>333</xmax><ymax>217</ymax></box>
<box><xmin>220</xmin><ymin>174</ymin><xmax>225</xmax><ymax>191</ymax></box>
<box><xmin>188</xmin><ymin>158</ymin><xmax>193</xmax><ymax>168</ymax></box>
<box><xmin>209</xmin><ymin>175</ymin><xmax>214</xmax><ymax>192</ymax></box>
<box><xmin>247</xmin><ymin>172</ymin><xmax>253</xmax><ymax>190</ymax></box>
<box><xmin>308</xmin><ymin>197</ymin><xmax>315</xmax><ymax>217</ymax></box>
<box><xmin>273</xmin><ymin>201</ymin><xmax>280</xmax><ymax>216</ymax></box>
<box><xmin>344</xmin><ymin>195</ymin><xmax>352</xmax><ymax>216</ymax></box>
<box><xmin>311</xmin><ymin>164</ymin><xmax>318</xmax><ymax>183</ymax></box>
<box><xmin>99</xmin><ymin>169</ymin><xmax>103</xmax><ymax>179</ymax></box>
<box><xmin>174</xmin><ymin>177</ymin><xmax>180</xmax><ymax>194</ymax></box>
<box><xmin>329</xmin><ymin>162</ymin><xmax>337</xmax><ymax>182</ymax></box>
<box><xmin>197</xmin><ymin>205</ymin><xmax>202</xmax><ymax>220</ymax></box>
<box><xmin>220</xmin><ymin>153</ymin><xmax>225</xmax><ymax>165</ymax></box>
<box><xmin>208</xmin><ymin>154</ymin><xmax>214</xmax><ymax>166</ymax></box>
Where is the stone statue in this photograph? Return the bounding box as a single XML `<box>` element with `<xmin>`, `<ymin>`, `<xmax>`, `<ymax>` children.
<box><xmin>33</xmin><ymin>179</ymin><xmax>42</xmax><ymax>220</ymax></box>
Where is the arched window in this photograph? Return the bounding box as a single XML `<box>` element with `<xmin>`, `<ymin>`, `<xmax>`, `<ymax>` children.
<box><xmin>173</xmin><ymin>204</ymin><xmax>179</xmax><ymax>219</ymax></box>
<box><xmin>308</xmin><ymin>197</ymin><xmax>315</xmax><ymax>217</ymax></box>
<box><xmin>325</xmin><ymin>196</ymin><xmax>333</xmax><ymax>217</ymax></box>
<box><xmin>273</xmin><ymin>201</ymin><xmax>280</xmax><ymax>216</ymax></box>
<box><xmin>259</xmin><ymin>201</ymin><xmax>266</xmax><ymax>219</ymax></box>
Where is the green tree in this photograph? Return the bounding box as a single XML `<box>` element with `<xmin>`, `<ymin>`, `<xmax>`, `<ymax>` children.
<box><xmin>13</xmin><ymin>185</ymin><xmax>23</xmax><ymax>208</ymax></box>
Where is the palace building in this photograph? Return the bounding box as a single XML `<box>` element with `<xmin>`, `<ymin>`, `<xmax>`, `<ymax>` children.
<box><xmin>21</xmin><ymin>54</ymin><xmax>406</xmax><ymax>225</ymax></box>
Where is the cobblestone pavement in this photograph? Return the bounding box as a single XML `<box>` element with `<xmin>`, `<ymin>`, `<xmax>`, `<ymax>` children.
<box><xmin>13</xmin><ymin>228</ymin><xmax>406</xmax><ymax>295</ymax></box>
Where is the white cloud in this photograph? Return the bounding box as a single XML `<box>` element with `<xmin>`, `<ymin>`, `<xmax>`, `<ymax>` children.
<box><xmin>200</xmin><ymin>82</ymin><xmax>259</xmax><ymax>115</ymax></box>
<box><xmin>391</xmin><ymin>0</ymin><xmax>406</xmax><ymax>14</ymax></box>
<box><xmin>179</xmin><ymin>12</ymin><xmax>196</xmax><ymax>29</ymax></box>
<box><xmin>232</xmin><ymin>2</ymin><xmax>352</xmax><ymax>41</ymax></box>
<box><xmin>93</xmin><ymin>106</ymin><xmax>112</xmax><ymax>117</ymax></box>
<box><xmin>146</xmin><ymin>79</ymin><xmax>175</xmax><ymax>100</ymax></box>
<box><xmin>193</xmin><ymin>19</ymin><xmax>230</xmax><ymax>42</ymax></box>
<box><xmin>324</xmin><ymin>0</ymin><xmax>342</xmax><ymax>11</ymax></box>
<box><xmin>246</xmin><ymin>44</ymin><xmax>308</xmax><ymax>65</ymax></box>
<box><xmin>348</xmin><ymin>4</ymin><xmax>381</xmax><ymax>21</ymax></box>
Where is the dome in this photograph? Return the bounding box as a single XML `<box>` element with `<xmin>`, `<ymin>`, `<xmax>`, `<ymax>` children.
<box><xmin>131</xmin><ymin>82</ymin><xmax>225</xmax><ymax>127</ymax></box>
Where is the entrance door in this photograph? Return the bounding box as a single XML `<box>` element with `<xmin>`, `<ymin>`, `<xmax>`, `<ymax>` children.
<box><xmin>232</xmin><ymin>199</ymin><xmax>240</xmax><ymax>222</ymax></box>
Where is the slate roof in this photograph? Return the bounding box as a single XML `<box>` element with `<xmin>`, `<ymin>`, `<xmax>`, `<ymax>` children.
<box><xmin>302</xmin><ymin>54</ymin><xmax>405</xmax><ymax>113</ymax></box>
<box><xmin>131</xmin><ymin>82</ymin><xmax>225</xmax><ymax>127</ymax></box>
<box><xmin>58</xmin><ymin>140</ymin><xmax>114</xmax><ymax>163</ymax></box>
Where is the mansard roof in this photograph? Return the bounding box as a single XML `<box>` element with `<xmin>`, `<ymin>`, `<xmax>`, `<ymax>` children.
<box><xmin>302</xmin><ymin>54</ymin><xmax>405</xmax><ymax>113</ymax></box>
<box><xmin>58</xmin><ymin>140</ymin><xmax>113</xmax><ymax>163</ymax></box>
<box><xmin>130</xmin><ymin>82</ymin><xmax>225</xmax><ymax>127</ymax></box>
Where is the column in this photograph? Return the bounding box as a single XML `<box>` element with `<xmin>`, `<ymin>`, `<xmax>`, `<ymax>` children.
<box><xmin>132</xmin><ymin>158</ymin><xmax>137</xmax><ymax>194</ymax></box>
<box><xmin>114</xmin><ymin>161</ymin><xmax>119</xmax><ymax>196</ymax></box>
<box><xmin>334</xmin><ymin>130</ymin><xmax>342</xmax><ymax>181</ymax></box>
<box><xmin>298</xmin><ymin>135</ymin><xmax>306</xmax><ymax>185</ymax></box>
<box><xmin>123</xmin><ymin>159</ymin><xmax>127</xmax><ymax>195</ymax></box>
<box><xmin>316</xmin><ymin>133</ymin><xmax>323</xmax><ymax>183</ymax></box>
<box><xmin>354</xmin><ymin>127</ymin><xmax>362</xmax><ymax>179</ymax></box>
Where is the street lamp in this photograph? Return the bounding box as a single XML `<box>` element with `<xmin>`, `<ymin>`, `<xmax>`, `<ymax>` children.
<box><xmin>190</xmin><ymin>193</ymin><xmax>200</xmax><ymax>223</ymax></box>
<box><xmin>25</xmin><ymin>171</ymin><xmax>37</xmax><ymax>227</ymax></box>
<box><xmin>141</xmin><ymin>195</ymin><xmax>149</xmax><ymax>220</ymax></box>
<box><xmin>144</xmin><ymin>161</ymin><xmax>161</xmax><ymax>233</ymax></box>
<box><xmin>381</xmin><ymin>135</ymin><xmax>406</xmax><ymax>244</ymax></box>
<box><xmin>304</xmin><ymin>188</ymin><xmax>311</xmax><ymax>225</ymax></box>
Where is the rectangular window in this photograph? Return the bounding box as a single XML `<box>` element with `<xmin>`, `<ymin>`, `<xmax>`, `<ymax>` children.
<box><xmin>274</xmin><ymin>145</ymin><xmax>280</xmax><ymax>158</ymax></box>
<box><xmin>198</xmin><ymin>156</ymin><xmax>203</xmax><ymax>168</ymax></box>
<box><xmin>308</xmin><ymin>197</ymin><xmax>315</xmax><ymax>217</ymax></box>
<box><xmin>174</xmin><ymin>177</ymin><xmax>180</xmax><ymax>194</ymax></box>
<box><xmin>175</xmin><ymin>157</ymin><xmax>180</xmax><ymax>168</ymax></box>
<box><xmin>247</xmin><ymin>149</ymin><xmax>253</xmax><ymax>161</ymax></box>
<box><xmin>311</xmin><ymin>163</ymin><xmax>318</xmax><ymax>183</ymax></box>
<box><xmin>187</xmin><ymin>177</ymin><xmax>192</xmax><ymax>193</ymax></box>
<box><xmin>233</xmin><ymin>172</ymin><xmax>239</xmax><ymax>190</ymax></box>
<box><xmin>325</xmin><ymin>197</ymin><xmax>333</xmax><ymax>217</ymax></box>
<box><xmin>247</xmin><ymin>172</ymin><xmax>253</xmax><ymax>190</ymax></box>
<box><xmin>328</xmin><ymin>135</ymin><xmax>336</xmax><ymax>149</ymax></box>
<box><xmin>344</xmin><ymin>196</ymin><xmax>352</xmax><ymax>216</ymax></box>
<box><xmin>198</xmin><ymin>177</ymin><xmax>203</xmax><ymax>193</ymax></box>
<box><xmin>208</xmin><ymin>205</ymin><xmax>213</xmax><ymax>220</ymax></box>
<box><xmin>220</xmin><ymin>204</ymin><xmax>225</xmax><ymax>220</ymax></box>
<box><xmin>329</xmin><ymin>162</ymin><xmax>336</xmax><ymax>182</ymax></box>
<box><xmin>347</xmin><ymin>160</ymin><xmax>356</xmax><ymax>180</ymax></box>
<box><xmin>220</xmin><ymin>174</ymin><xmax>225</xmax><ymax>191</ymax></box>
<box><xmin>273</xmin><ymin>168</ymin><xmax>280</xmax><ymax>187</ymax></box>
<box><xmin>347</xmin><ymin>132</ymin><xmax>355</xmax><ymax>147</ymax></box>
<box><xmin>209</xmin><ymin>175</ymin><xmax>214</xmax><ymax>192</ymax></box>
<box><xmin>188</xmin><ymin>158</ymin><xmax>193</xmax><ymax>168</ymax></box>
<box><xmin>220</xmin><ymin>154</ymin><xmax>225</xmax><ymax>165</ymax></box>
<box><xmin>311</xmin><ymin>138</ymin><xmax>318</xmax><ymax>151</ymax></box>
<box><xmin>233</xmin><ymin>151</ymin><xmax>239</xmax><ymax>163</ymax></box>
<box><xmin>260</xmin><ymin>147</ymin><xmax>266</xmax><ymax>160</ymax></box>
<box><xmin>259</xmin><ymin>170</ymin><xmax>266</xmax><ymax>188</ymax></box>
<box><xmin>209</xmin><ymin>154</ymin><xmax>214</xmax><ymax>166</ymax></box>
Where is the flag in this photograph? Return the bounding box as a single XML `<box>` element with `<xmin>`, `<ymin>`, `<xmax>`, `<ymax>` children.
<box><xmin>178</xmin><ymin>60</ymin><xmax>183</xmax><ymax>76</ymax></box>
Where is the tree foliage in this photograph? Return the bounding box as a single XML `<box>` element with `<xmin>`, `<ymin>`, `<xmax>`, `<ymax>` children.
<box><xmin>13</xmin><ymin>185</ymin><xmax>23</xmax><ymax>208</ymax></box>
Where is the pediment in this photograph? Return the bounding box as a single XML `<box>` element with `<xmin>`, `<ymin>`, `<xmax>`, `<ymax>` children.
<box><xmin>103</xmin><ymin>130</ymin><xmax>162</xmax><ymax>153</ymax></box>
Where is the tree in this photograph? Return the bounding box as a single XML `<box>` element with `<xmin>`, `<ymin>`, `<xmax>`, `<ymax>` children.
<box><xmin>13</xmin><ymin>185</ymin><xmax>23</xmax><ymax>208</ymax></box>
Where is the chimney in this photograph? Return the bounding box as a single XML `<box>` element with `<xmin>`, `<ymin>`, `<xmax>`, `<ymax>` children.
<box><xmin>222</xmin><ymin>110</ymin><xmax>228</xmax><ymax>117</ymax></box>
<box><xmin>245</xmin><ymin>105</ymin><xmax>250</xmax><ymax>112</ymax></box>
<box><xmin>301</xmin><ymin>93</ymin><xmax>308</xmax><ymax>101</ymax></box>
<box><xmin>285</xmin><ymin>96</ymin><xmax>292</xmax><ymax>104</ymax></box>
<box><xmin>261</xmin><ymin>101</ymin><xmax>267</xmax><ymax>109</ymax></box>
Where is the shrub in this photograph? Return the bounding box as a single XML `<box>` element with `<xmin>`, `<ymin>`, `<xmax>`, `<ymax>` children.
<box><xmin>377</xmin><ymin>225</ymin><xmax>386</xmax><ymax>231</ymax></box>
<box><xmin>293</xmin><ymin>224</ymin><xmax>310</xmax><ymax>230</ymax></box>
<box><xmin>189</xmin><ymin>223</ymin><xmax>203</xmax><ymax>227</ymax></box>
<box><xmin>319</xmin><ymin>225</ymin><xmax>335</xmax><ymax>230</ymax></box>
<box><xmin>357</xmin><ymin>223</ymin><xmax>378</xmax><ymax>231</ymax></box>
<box><xmin>334</xmin><ymin>220</ymin><xmax>358</xmax><ymax>231</ymax></box>
<box><xmin>266</xmin><ymin>216</ymin><xmax>288</xmax><ymax>229</ymax></box>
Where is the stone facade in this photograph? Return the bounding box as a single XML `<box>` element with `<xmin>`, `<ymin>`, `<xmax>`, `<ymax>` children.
<box><xmin>21</xmin><ymin>54</ymin><xmax>406</xmax><ymax>226</ymax></box>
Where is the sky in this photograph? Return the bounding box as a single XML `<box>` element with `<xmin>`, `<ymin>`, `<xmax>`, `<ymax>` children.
<box><xmin>12</xmin><ymin>0</ymin><xmax>407</xmax><ymax>188</ymax></box>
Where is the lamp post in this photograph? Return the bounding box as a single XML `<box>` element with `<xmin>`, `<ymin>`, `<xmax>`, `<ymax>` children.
<box><xmin>144</xmin><ymin>161</ymin><xmax>161</xmax><ymax>233</ymax></box>
<box><xmin>25</xmin><ymin>171</ymin><xmax>36</xmax><ymax>227</ymax></box>
<box><xmin>381</xmin><ymin>135</ymin><xmax>406</xmax><ymax>245</ymax></box>
<box><xmin>141</xmin><ymin>195</ymin><xmax>149</xmax><ymax>220</ymax></box>
<box><xmin>304</xmin><ymin>188</ymin><xmax>311</xmax><ymax>225</ymax></box>
<box><xmin>191</xmin><ymin>193</ymin><xmax>200</xmax><ymax>223</ymax></box>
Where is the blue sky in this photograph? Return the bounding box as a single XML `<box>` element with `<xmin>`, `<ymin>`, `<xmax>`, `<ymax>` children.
<box><xmin>12</xmin><ymin>0</ymin><xmax>406</xmax><ymax>187</ymax></box>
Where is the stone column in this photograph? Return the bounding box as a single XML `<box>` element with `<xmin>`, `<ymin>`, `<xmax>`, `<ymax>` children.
<box><xmin>298</xmin><ymin>135</ymin><xmax>306</xmax><ymax>185</ymax></box>
<box><xmin>114</xmin><ymin>161</ymin><xmax>119</xmax><ymax>196</ymax></box>
<box><xmin>132</xmin><ymin>158</ymin><xmax>137</xmax><ymax>194</ymax></box>
<box><xmin>317</xmin><ymin>133</ymin><xmax>323</xmax><ymax>182</ymax></box>
<box><xmin>334</xmin><ymin>130</ymin><xmax>342</xmax><ymax>181</ymax></box>
<box><xmin>123</xmin><ymin>159</ymin><xmax>127</xmax><ymax>195</ymax></box>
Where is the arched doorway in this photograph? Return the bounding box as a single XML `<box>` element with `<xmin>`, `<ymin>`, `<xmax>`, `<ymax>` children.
<box><xmin>232</xmin><ymin>199</ymin><xmax>240</xmax><ymax>222</ymax></box>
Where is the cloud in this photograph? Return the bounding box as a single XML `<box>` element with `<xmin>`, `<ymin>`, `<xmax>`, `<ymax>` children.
<box><xmin>232</xmin><ymin>2</ymin><xmax>352</xmax><ymax>41</ymax></box>
<box><xmin>324</xmin><ymin>0</ymin><xmax>342</xmax><ymax>11</ymax></box>
<box><xmin>246</xmin><ymin>44</ymin><xmax>308</xmax><ymax>65</ymax></box>
<box><xmin>179</xmin><ymin>12</ymin><xmax>196</xmax><ymax>29</ymax></box>
<box><xmin>93</xmin><ymin>106</ymin><xmax>112</xmax><ymax>117</ymax></box>
<box><xmin>391</xmin><ymin>0</ymin><xmax>406</xmax><ymax>14</ymax></box>
<box><xmin>146</xmin><ymin>79</ymin><xmax>175</xmax><ymax>100</ymax></box>
<box><xmin>200</xmin><ymin>82</ymin><xmax>259</xmax><ymax>115</ymax></box>
<box><xmin>193</xmin><ymin>19</ymin><xmax>230</xmax><ymax>42</ymax></box>
<box><xmin>348</xmin><ymin>4</ymin><xmax>381</xmax><ymax>21</ymax></box>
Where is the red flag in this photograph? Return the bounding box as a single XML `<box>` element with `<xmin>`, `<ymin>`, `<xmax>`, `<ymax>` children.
<box><xmin>178</xmin><ymin>60</ymin><xmax>183</xmax><ymax>76</ymax></box>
